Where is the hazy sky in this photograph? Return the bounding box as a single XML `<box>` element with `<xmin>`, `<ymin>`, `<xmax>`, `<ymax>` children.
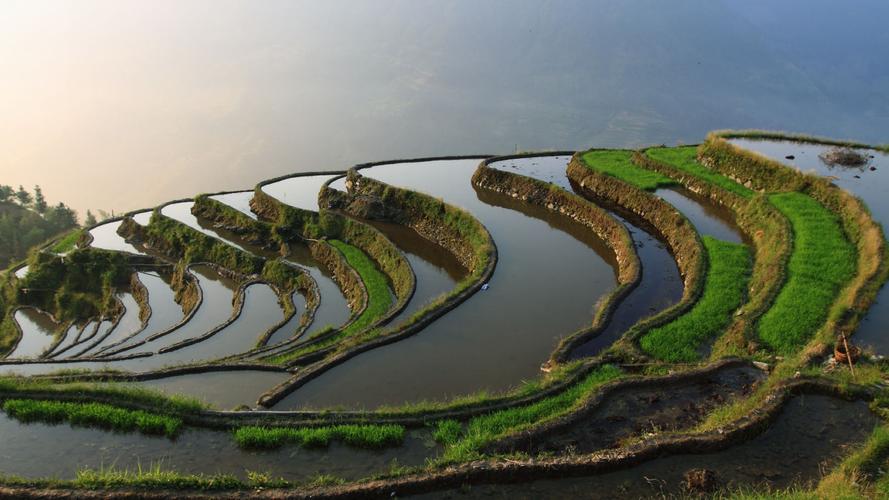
<box><xmin>2</xmin><ymin>0</ymin><xmax>887</xmax><ymax>218</ymax></box>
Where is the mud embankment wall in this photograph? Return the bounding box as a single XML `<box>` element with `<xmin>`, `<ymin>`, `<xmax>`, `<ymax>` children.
<box><xmin>699</xmin><ymin>134</ymin><xmax>888</xmax><ymax>356</ymax></box>
<box><xmin>633</xmin><ymin>150</ymin><xmax>793</xmax><ymax>355</ymax></box>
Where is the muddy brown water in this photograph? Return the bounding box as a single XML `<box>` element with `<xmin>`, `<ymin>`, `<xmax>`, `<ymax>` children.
<box><xmin>485</xmin><ymin>155</ymin><xmax>684</xmax><ymax>359</ymax></box>
<box><xmin>274</xmin><ymin>158</ymin><xmax>618</xmax><ymax>410</ymax></box>
<box><xmin>0</xmin><ymin>413</ymin><xmax>436</xmax><ymax>481</ymax></box>
<box><xmin>729</xmin><ymin>139</ymin><xmax>889</xmax><ymax>356</ymax></box>
<box><xmin>414</xmin><ymin>395</ymin><xmax>880</xmax><ymax>499</ymax></box>
<box><xmin>8</xmin><ymin>308</ymin><xmax>59</xmax><ymax>359</ymax></box>
<box><xmin>512</xmin><ymin>365</ymin><xmax>764</xmax><ymax>456</ymax></box>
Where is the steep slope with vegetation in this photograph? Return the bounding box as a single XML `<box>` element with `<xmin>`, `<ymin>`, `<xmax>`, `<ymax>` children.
<box><xmin>0</xmin><ymin>185</ymin><xmax>80</xmax><ymax>267</ymax></box>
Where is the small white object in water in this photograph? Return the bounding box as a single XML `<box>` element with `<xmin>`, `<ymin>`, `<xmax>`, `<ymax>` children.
<box><xmin>481</xmin><ymin>283</ymin><xmax>489</xmax><ymax>290</ymax></box>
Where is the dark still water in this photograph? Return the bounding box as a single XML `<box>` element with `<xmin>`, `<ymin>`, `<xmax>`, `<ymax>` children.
<box><xmin>2</xmin><ymin>0</ymin><xmax>888</xmax><ymax>218</ymax></box>
<box><xmin>276</xmin><ymin>159</ymin><xmax>617</xmax><ymax>409</ymax></box>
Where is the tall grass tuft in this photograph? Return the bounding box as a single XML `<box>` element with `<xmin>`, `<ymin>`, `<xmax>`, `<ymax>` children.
<box><xmin>73</xmin><ymin>463</ymin><xmax>242</xmax><ymax>491</ymax></box>
<box><xmin>2</xmin><ymin>399</ymin><xmax>182</xmax><ymax>437</ymax></box>
<box><xmin>233</xmin><ymin>423</ymin><xmax>405</xmax><ymax>450</ymax></box>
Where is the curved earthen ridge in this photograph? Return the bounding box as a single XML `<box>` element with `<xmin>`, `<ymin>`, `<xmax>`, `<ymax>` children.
<box><xmin>0</xmin><ymin>138</ymin><xmax>886</xmax><ymax>497</ymax></box>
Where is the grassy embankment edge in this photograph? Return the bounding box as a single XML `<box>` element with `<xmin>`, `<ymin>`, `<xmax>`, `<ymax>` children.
<box><xmin>189</xmin><ymin>195</ymin><xmax>322</xmax><ymax>347</ymax></box>
<box><xmin>233</xmin><ymin>422</ymin><xmax>405</xmax><ymax>450</ymax></box>
<box><xmin>255</xmin><ymin>168</ymin><xmax>494</xmax><ymax>404</ymax></box>
<box><xmin>568</xmin><ymin>150</ymin><xmax>707</xmax><ymax>360</ymax></box>
<box><xmin>2</xmin><ymin>398</ymin><xmax>181</xmax><ymax>437</ymax></box>
<box><xmin>246</xmin><ymin>180</ymin><xmax>414</xmax><ymax>366</ymax></box>
<box><xmin>432</xmin><ymin>364</ymin><xmax>623</xmax><ymax>463</ymax></box>
<box><xmin>635</xmin><ymin>146</ymin><xmax>792</xmax><ymax>359</ymax></box>
<box><xmin>262</xmin><ymin>239</ymin><xmax>394</xmax><ymax>363</ymax></box>
<box><xmin>692</xmin><ymin>131</ymin><xmax>888</xmax><ymax>432</ymax></box>
<box><xmin>0</xmin><ymin>248</ymin><xmax>137</xmax><ymax>356</ymax></box>
<box><xmin>640</xmin><ymin>236</ymin><xmax>751</xmax><ymax>362</ymax></box>
<box><xmin>758</xmin><ymin>192</ymin><xmax>857</xmax><ymax>354</ymax></box>
<box><xmin>470</xmin><ymin>156</ymin><xmax>641</xmax><ymax>367</ymax></box>
<box><xmin>713</xmin><ymin>128</ymin><xmax>889</xmax><ymax>153</ymax></box>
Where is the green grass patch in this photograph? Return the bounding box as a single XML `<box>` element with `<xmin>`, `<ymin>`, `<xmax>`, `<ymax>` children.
<box><xmin>265</xmin><ymin>240</ymin><xmax>394</xmax><ymax>364</ymax></box>
<box><xmin>581</xmin><ymin>150</ymin><xmax>676</xmax><ymax>191</ymax></box>
<box><xmin>640</xmin><ymin>236</ymin><xmax>751</xmax><ymax>362</ymax></box>
<box><xmin>645</xmin><ymin>146</ymin><xmax>754</xmax><ymax>198</ymax></box>
<box><xmin>439</xmin><ymin>364</ymin><xmax>622</xmax><ymax>463</ymax></box>
<box><xmin>2</xmin><ymin>399</ymin><xmax>182</xmax><ymax>437</ymax></box>
<box><xmin>328</xmin><ymin>239</ymin><xmax>393</xmax><ymax>334</ymax></box>
<box><xmin>233</xmin><ymin>423</ymin><xmax>405</xmax><ymax>450</ymax></box>
<box><xmin>0</xmin><ymin>462</ymin><xmax>343</xmax><ymax>491</ymax></box>
<box><xmin>758</xmin><ymin>193</ymin><xmax>856</xmax><ymax>354</ymax></box>
<box><xmin>370</xmin><ymin>360</ymin><xmax>586</xmax><ymax>417</ymax></box>
<box><xmin>50</xmin><ymin>229</ymin><xmax>82</xmax><ymax>254</ymax></box>
<box><xmin>838</xmin><ymin>424</ymin><xmax>889</xmax><ymax>480</ymax></box>
<box><xmin>0</xmin><ymin>377</ymin><xmax>206</xmax><ymax>413</ymax></box>
<box><xmin>432</xmin><ymin>419</ymin><xmax>462</xmax><ymax>445</ymax></box>
<box><xmin>72</xmin><ymin>464</ymin><xmax>243</xmax><ymax>491</ymax></box>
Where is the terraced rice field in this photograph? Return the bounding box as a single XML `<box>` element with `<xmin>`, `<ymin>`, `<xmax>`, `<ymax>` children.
<box><xmin>1</xmin><ymin>132</ymin><xmax>887</xmax><ymax>499</ymax></box>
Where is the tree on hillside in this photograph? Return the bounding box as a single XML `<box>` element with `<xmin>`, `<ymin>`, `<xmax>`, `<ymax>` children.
<box><xmin>0</xmin><ymin>186</ymin><xmax>80</xmax><ymax>267</ymax></box>
<box><xmin>15</xmin><ymin>186</ymin><xmax>31</xmax><ymax>207</ymax></box>
<box><xmin>84</xmin><ymin>210</ymin><xmax>97</xmax><ymax>227</ymax></box>
<box><xmin>33</xmin><ymin>185</ymin><xmax>47</xmax><ymax>214</ymax></box>
<box><xmin>0</xmin><ymin>185</ymin><xmax>13</xmax><ymax>204</ymax></box>
<box><xmin>45</xmin><ymin>203</ymin><xmax>78</xmax><ymax>231</ymax></box>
